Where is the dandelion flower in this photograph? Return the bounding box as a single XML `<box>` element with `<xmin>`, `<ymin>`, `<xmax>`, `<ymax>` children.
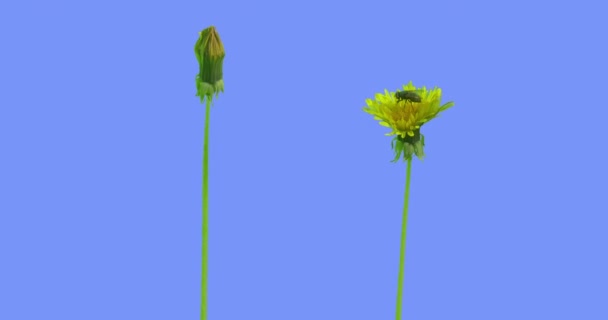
<box><xmin>363</xmin><ymin>81</ymin><xmax>454</xmax><ymax>320</ymax></box>
<box><xmin>363</xmin><ymin>81</ymin><xmax>454</xmax><ymax>162</ymax></box>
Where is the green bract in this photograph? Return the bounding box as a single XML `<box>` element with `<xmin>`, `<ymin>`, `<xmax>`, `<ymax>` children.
<box><xmin>195</xmin><ymin>26</ymin><xmax>225</xmax><ymax>104</ymax></box>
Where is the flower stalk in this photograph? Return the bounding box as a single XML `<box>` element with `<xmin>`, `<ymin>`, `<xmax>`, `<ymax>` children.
<box><xmin>201</xmin><ymin>97</ymin><xmax>210</xmax><ymax>320</ymax></box>
<box><xmin>395</xmin><ymin>157</ymin><xmax>412</xmax><ymax>320</ymax></box>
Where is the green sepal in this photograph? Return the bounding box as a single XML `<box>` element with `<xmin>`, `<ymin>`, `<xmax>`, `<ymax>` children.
<box><xmin>413</xmin><ymin>134</ymin><xmax>425</xmax><ymax>161</ymax></box>
<box><xmin>196</xmin><ymin>78</ymin><xmax>224</xmax><ymax>104</ymax></box>
<box><xmin>391</xmin><ymin>130</ymin><xmax>426</xmax><ymax>162</ymax></box>
<box><xmin>391</xmin><ymin>137</ymin><xmax>404</xmax><ymax>163</ymax></box>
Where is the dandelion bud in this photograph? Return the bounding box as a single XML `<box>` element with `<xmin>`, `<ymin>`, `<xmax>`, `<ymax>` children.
<box><xmin>195</xmin><ymin>26</ymin><xmax>225</xmax><ymax>103</ymax></box>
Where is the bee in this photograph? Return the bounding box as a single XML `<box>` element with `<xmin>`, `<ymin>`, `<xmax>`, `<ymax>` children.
<box><xmin>395</xmin><ymin>90</ymin><xmax>421</xmax><ymax>103</ymax></box>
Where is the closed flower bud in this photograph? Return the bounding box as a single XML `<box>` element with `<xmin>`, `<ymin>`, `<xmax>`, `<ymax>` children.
<box><xmin>195</xmin><ymin>26</ymin><xmax>225</xmax><ymax>103</ymax></box>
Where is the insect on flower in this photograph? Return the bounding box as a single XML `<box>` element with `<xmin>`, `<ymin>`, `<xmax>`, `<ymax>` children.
<box><xmin>395</xmin><ymin>90</ymin><xmax>421</xmax><ymax>103</ymax></box>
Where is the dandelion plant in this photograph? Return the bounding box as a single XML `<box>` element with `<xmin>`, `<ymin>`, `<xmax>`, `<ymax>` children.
<box><xmin>363</xmin><ymin>81</ymin><xmax>454</xmax><ymax>320</ymax></box>
<box><xmin>194</xmin><ymin>25</ymin><xmax>225</xmax><ymax>320</ymax></box>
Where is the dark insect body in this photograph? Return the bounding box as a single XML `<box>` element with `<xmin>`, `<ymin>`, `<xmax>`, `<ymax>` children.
<box><xmin>395</xmin><ymin>90</ymin><xmax>421</xmax><ymax>103</ymax></box>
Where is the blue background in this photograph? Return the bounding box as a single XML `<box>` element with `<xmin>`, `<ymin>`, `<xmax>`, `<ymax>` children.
<box><xmin>1</xmin><ymin>0</ymin><xmax>607</xmax><ymax>319</ymax></box>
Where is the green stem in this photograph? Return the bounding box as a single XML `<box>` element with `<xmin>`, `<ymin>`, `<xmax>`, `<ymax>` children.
<box><xmin>201</xmin><ymin>98</ymin><xmax>211</xmax><ymax>320</ymax></box>
<box><xmin>396</xmin><ymin>158</ymin><xmax>412</xmax><ymax>320</ymax></box>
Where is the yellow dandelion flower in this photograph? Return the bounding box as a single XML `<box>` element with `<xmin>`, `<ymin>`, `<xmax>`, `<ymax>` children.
<box><xmin>363</xmin><ymin>81</ymin><xmax>454</xmax><ymax>161</ymax></box>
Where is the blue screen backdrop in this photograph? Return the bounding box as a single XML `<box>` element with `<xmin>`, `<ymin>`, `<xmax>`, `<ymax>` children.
<box><xmin>1</xmin><ymin>0</ymin><xmax>607</xmax><ymax>319</ymax></box>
